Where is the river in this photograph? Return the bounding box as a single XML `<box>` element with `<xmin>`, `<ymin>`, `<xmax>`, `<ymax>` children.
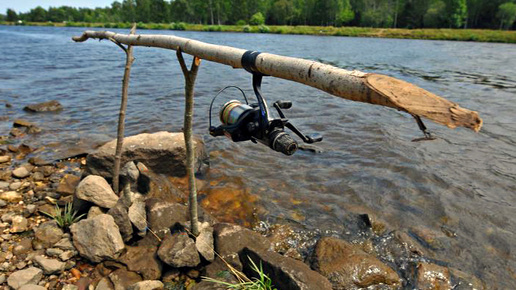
<box><xmin>1</xmin><ymin>25</ymin><xmax>515</xmax><ymax>288</ymax></box>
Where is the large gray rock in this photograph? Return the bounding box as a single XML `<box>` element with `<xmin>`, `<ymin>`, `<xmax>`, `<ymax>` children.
<box><xmin>75</xmin><ymin>175</ymin><xmax>119</xmax><ymax>209</ymax></box>
<box><xmin>213</xmin><ymin>223</ymin><xmax>271</xmax><ymax>270</ymax></box>
<box><xmin>85</xmin><ymin>131</ymin><xmax>206</xmax><ymax>179</ymax></box>
<box><xmin>146</xmin><ymin>199</ymin><xmax>188</xmax><ymax>238</ymax></box>
<box><xmin>127</xmin><ymin>280</ymin><xmax>164</xmax><ymax>290</ymax></box>
<box><xmin>311</xmin><ymin>237</ymin><xmax>400</xmax><ymax>289</ymax></box>
<box><xmin>118</xmin><ymin>245</ymin><xmax>162</xmax><ymax>280</ymax></box>
<box><xmin>240</xmin><ymin>247</ymin><xmax>333</xmax><ymax>290</ymax></box>
<box><xmin>32</xmin><ymin>255</ymin><xmax>65</xmax><ymax>274</ymax></box>
<box><xmin>7</xmin><ymin>267</ymin><xmax>43</xmax><ymax>289</ymax></box>
<box><xmin>157</xmin><ymin>233</ymin><xmax>200</xmax><ymax>268</ymax></box>
<box><xmin>24</xmin><ymin>100</ymin><xmax>63</xmax><ymax>112</ymax></box>
<box><xmin>70</xmin><ymin>214</ymin><xmax>125</xmax><ymax>263</ymax></box>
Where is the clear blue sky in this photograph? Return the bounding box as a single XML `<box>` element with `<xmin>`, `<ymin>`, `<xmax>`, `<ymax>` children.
<box><xmin>1</xmin><ymin>0</ymin><xmax>115</xmax><ymax>13</ymax></box>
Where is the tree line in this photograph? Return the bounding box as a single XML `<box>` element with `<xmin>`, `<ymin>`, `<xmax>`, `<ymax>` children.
<box><xmin>2</xmin><ymin>0</ymin><xmax>515</xmax><ymax>30</ymax></box>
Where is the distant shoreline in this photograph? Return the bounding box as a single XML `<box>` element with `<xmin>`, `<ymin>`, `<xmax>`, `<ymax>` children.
<box><xmin>2</xmin><ymin>21</ymin><xmax>515</xmax><ymax>44</ymax></box>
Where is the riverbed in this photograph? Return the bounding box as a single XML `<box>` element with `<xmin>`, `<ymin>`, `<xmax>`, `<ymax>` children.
<box><xmin>1</xmin><ymin>25</ymin><xmax>515</xmax><ymax>288</ymax></box>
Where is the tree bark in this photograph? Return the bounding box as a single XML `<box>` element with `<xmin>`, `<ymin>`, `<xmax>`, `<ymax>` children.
<box><xmin>176</xmin><ymin>48</ymin><xmax>201</xmax><ymax>237</ymax></box>
<box><xmin>72</xmin><ymin>30</ymin><xmax>482</xmax><ymax>132</ymax></box>
<box><xmin>112</xmin><ymin>25</ymin><xmax>136</xmax><ymax>195</ymax></box>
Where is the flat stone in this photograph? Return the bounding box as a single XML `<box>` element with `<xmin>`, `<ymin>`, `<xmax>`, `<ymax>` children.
<box><xmin>11</xmin><ymin>215</ymin><xmax>29</xmax><ymax>233</ymax></box>
<box><xmin>127</xmin><ymin>280</ymin><xmax>164</xmax><ymax>290</ymax></box>
<box><xmin>12</xmin><ymin>167</ymin><xmax>30</xmax><ymax>179</ymax></box>
<box><xmin>13</xmin><ymin>238</ymin><xmax>33</xmax><ymax>256</ymax></box>
<box><xmin>46</xmin><ymin>248</ymin><xmax>64</xmax><ymax>257</ymax></box>
<box><xmin>213</xmin><ymin>223</ymin><xmax>271</xmax><ymax>270</ymax></box>
<box><xmin>19</xmin><ymin>284</ymin><xmax>46</xmax><ymax>290</ymax></box>
<box><xmin>34</xmin><ymin>220</ymin><xmax>64</xmax><ymax>248</ymax></box>
<box><xmin>107</xmin><ymin>202</ymin><xmax>133</xmax><ymax>242</ymax></box>
<box><xmin>196</xmin><ymin>222</ymin><xmax>215</xmax><ymax>262</ymax></box>
<box><xmin>146</xmin><ymin>199</ymin><xmax>188</xmax><ymax>238</ymax></box>
<box><xmin>0</xmin><ymin>199</ymin><xmax>6</xmax><ymax>207</ymax></box>
<box><xmin>311</xmin><ymin>237</ymin><xmax>400</xmax><ymax>289</ymax></box>
<box><xmin>54</xmin><ymin>237</ymin><xmax>75</xmax><ymax>251</ymax></box>
<box><xmin>118</xmin><ymin>245</ymin><xmax>162</xmax><ymax>280</ymax></box>
<box><xmin>108</xmin><ymin>268</ymin><xmax>142</xmax><ymax>290</ymax></box>
<box><xmin>157</xmin><ymin>233</ymin><xmax>200</xmax><ymax>268</ymax></box>
<box><xmin>70</xmin><ymin>214</ymin><xmax>125</xmax><ymax>263</ymax></box>
<box><xmin>85</xmin><ymin>131</ymin><xmax>207</xmax><ymax>179</ymax></box>
<box><xmin>13</xmin><ymin>119</ymin><xmax>35</xmax><ymax>128</ymax></box>
<box><xmin>7</xmin><ymin>267</ymin><xmax>43</xmax><ymax>289</ymax></box>
<box><xmin>59</xmin><ymin>250</ymin><xmax>76</xmax><ymax>261</ymax></box>
<box><xmin>128</xmin><ymin>200</ymin><xmax>147</xmax><ymax>234</ymax></box>
<box><xmin>240</xmin><ymin>247</ymin><xmax>333</xmax><ymax>290</ymax></box>
<box><xmin>0</xmin><ymin>191</ymin><xmax>23</xmax><ymax>203</ymax></box>
<box><xmin>9</xmin><ymin>182</ymin><xmax>23</xmax><ymax>190</ymax></box>
<box><xmin>75</xmin><ymin>175</ymin><xmax>118</xmax><ymax>209</ymax></box>
<box><xmin>416</xmin><ymin>262</ymin><xmax>451</xmax><ymax>289</ymax></box>
<box><xmin>56</xmin><ymin>174</ymin><xmax>81</xmax><ymax>196</ymax></box>
<box><xmin>96</xmin><ymin>277</ymin><xmax>114</xmax><ymax>290</ymax></box>
<box><xmin>24</xmin><ymin>100</ymin><xmax>63</xmax><ymax>112</ymax></box>
<box><xmin>0</xmin><ymin>155</ymin><xmax>11</xmax><ymax>163</ymax></box>
<box><xmin>33</xmin><ymin>255</ymin><xmax>65</xmax><ymax>274</ymax></box>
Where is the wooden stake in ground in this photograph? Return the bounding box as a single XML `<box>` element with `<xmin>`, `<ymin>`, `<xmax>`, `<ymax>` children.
<box><xmin>112</xmin><ymin>25</ymin><xmax>136</xmax><ymax>195</ymax></box>
<box><xmin>72</xmin><ymin>30</ymin><xmax>482</xmax><ymax>132</ymax></box>
<box><xmin>176</xmin><ymin>48</ymin><xmax>201</xmax><ymax>236</ymax></box>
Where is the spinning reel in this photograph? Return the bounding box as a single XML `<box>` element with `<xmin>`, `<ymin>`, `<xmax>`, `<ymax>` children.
<box><xmin>209</xmin><ymin>51</ymin><xmax>322</xmax><ymax>155</ymax></box>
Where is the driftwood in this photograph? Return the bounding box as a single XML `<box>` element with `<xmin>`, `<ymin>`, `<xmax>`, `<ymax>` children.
<box><xmin>112</xmin><ymin>26</ymin><xmax>136</xmax><ymax>195</ymax></box>
<box><xmin>176</xmin><ymin>48</ymin><xmax>202</xmax><ymax>236</ymax></box>
<box><xmin>73</xmin><ymin>30</ymin><xmax>482</xmax><ymax>132</ymax></box>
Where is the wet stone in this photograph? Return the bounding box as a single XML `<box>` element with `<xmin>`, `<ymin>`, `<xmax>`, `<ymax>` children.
<box><xmin>0</xmin><ymin>155</ymin><xmax>10</xmax><ymax>163</ymax></box>
<box><xmin>416</xmin><ymin>262</ymin><xmax>451</xmax><ymax>290</ymax></box>
<box><xmin>24</xmin><ymin>100</ymin><xmax>63</xmax><ymax>112</ymax></box>
<box><xmin>12</xmin><ymin>167</ymin><xmax>30</xmax><ymax>179</ymax></box>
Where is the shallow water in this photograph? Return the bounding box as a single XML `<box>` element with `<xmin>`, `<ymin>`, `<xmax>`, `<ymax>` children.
<box><xmin>1</xmin><ymin>26</ymin><xmax>515</xmax><ymax>287</ymax></box>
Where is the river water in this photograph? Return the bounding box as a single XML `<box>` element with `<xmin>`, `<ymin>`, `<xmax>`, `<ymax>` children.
<box><xmin>1</xmin><ymin>25</ymin><xmax>515</xmax><ymax>288</ymax></box>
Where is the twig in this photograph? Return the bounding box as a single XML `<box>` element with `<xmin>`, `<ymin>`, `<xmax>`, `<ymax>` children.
<box><xmin>112</xmin><ymin>24</ymin><xmax>136</xmax><ymax>194</ymax></box>
<box><xmin>176</xmin><ymin>47</ymin><xmax>201</xmax><ymax>236</ymax></box>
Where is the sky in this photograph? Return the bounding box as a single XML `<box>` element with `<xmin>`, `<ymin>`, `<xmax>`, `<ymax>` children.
<box><xmin>1</xmin><ymin>0</ymin><xmax>115</xmax><ymax>13</ymax></box>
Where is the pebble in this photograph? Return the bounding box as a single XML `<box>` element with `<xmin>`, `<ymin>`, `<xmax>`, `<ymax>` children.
<box><xmin>11</xmin><ymin>215</ymin><xmax>29</xmax><ymax>233</ymax></box>
<box><xmin>12</xmin><ymin>167</ymin><xmax>30</xmax><ymax>179</ymax></box>
<box><xmin>0</xmin><ymin>191</ymin><xmax>23</xmax><ymax>202</ymax></box>
<box><xmin>0</xmin><ymin>200</ymin><xmax>6</xmax><ymax>208</ymax></box>
<box><xmin>46</xmin><ymin>248</ymin><xmax>64</xmax><ymax>257</ymax></box>
<box><xmin>0</xmin><ymin>155</ymin><xmax>11</xmax><ymax>163</ymax></box>
<box><xmin>0</xmin><ymin>181</ymin><xmax>9</xmax><ymax>190</ymax></box>
<box><xmin>9</xmin><ymin>182</ymin><xmax>22</xmax><ymax>190</ymax></box>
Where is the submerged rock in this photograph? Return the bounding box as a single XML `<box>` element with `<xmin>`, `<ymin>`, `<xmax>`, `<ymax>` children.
<box><xmin>24</xmin><ymin>100</ymin><xmax>63</xmax><ymax>112</ymax></box>
<box><xmin>75</xmin><ymin>175</ymin><xmax>119</xmax><ymax>209</ymax></box>
<box><xmin>85</xmin><ymin>131</ymin><xmax>207</xmax><ymax>179</ymax></box>
<box><xmin>70</xmin><ymin>214</ymin><xmax>125</xmax><ymax>263</ymax></box>
<box><xmin>240</xmin><ymin>247</ymin><xmax>333</xmax><ymax>290</ymax></box>
<box><xmin>311</xmin><ymin>237</ymin><xmax>400</xmax><ymax>289</ymax></box>
<box><xmin>416</xmin><ymin>262</ymin><xmax>451</xmax><ymax>290</ymax></box>
<box><xmin>157</xmin><ymin>233</ymin><xmax>200</xmax><ymax>268</ymax></box>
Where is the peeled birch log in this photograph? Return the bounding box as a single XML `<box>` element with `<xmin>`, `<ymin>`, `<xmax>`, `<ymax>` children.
<box><xmin>73</xmin><ymin>31</ymin><xmax>482</xmax><ymax>132</ymax></box>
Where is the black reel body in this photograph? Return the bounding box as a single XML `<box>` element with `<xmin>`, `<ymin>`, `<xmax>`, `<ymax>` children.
<box><xmin>209</xmin><ymin>51</ymin><xmax>322</xmax><ymax>155</ymax></box>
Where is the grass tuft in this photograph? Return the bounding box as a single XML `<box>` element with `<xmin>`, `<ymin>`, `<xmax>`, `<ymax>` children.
<box><xmin>41</xmin><ymin>202</ymin><xmax>85</xmax><ymax>229</ymax></box>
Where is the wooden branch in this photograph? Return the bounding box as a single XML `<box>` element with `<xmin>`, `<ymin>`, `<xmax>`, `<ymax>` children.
<box><xmin>73</xmin><ymin>30</ymin><xmax>482</xmax><ymax>132</ymax></box>
<box><xmin>176</xmin><ymin>48</ymin><xmax>202</xmax><ymax>237</ymax></box>
<box><xmin>112</xmin><ymin>25</ymin><xmax>136</xmax><ymax>194</ymax></box>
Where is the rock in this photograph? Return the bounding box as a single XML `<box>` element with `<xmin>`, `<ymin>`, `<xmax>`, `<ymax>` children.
<box><xmin>10</xmin><ymin>127</ymin><xmax>25</xmax><ymax>137</ymax></box>
<box><xmin>146</xmin><ymin>199</ymin><xmax>188</xmax><ymax>237</ymax></box>
<box><xmin>213</xmin><ymin>223</ymin><xmax>271</xmax><ymax>270</ymax></box>
<box><xmin>56</xmin><ymin>174</ymin><xmax>81</xmax><ymax>196</ymax></box>
<box><xmin>0</xmin><ymin>181</ymin><xmax>9</xmax><ymax>190</ymax></box>
<box><xmin>9</xmin><ymin>181</ymin><xmax>23</xmax><ymax>190</ymax></box>
<box><xmin>118</xmin><ymin>245</ymin><xmax>162</xmax><ymax>280</ymax></box>
<box><xmin>19</xmin><ymin>285</ymin><xmax>46</xmax><ymax>290</ymax></box>
<box><xmin>33</xmin><ymin>255</ymin><xmax>65</xmax><ymax>274</ymax></box>
<box><xmin>416</xmin><ymin>262</ymin><xmax>451</xmax><ymax>290</ymax></box>
<box><xmin>196</xmin><ymin>222</ymin><xmax>215</xmax><ymax>262</ymax></box>
<box><xmin>128</xmin><ymin>199</ymin><xmax>146</xmax><ymax>234</ymax></box>
<box><xmin>24</xmin><ymin>204</ymin><xmax>37</xmax><ymax>217</ymax></box>
<box><xmin>107</xmin><ymin>203</ymin><xmax>133</xmax><ymax>242</ymax></box>
<box><xmin>87</xmin><ymin>206</ymin><xmax>105</xmax><ymax>219</ymax></box>
<box><xmin>34</xmin><ymin>220</ymin><xmax>64</xmax><ymax>248</ymax></box>
<box><xmin>61</xmin><ymin>285</ymin><xmax>79</xmax><ymax>290</ymax></box>
<box><xmin>191</xmin><ymin>281</ymin><xmax>229</xmax><ymax>290</ymax></box>
<box><xmin>240</xmin><ymin>247</ymin><xmax>333</xmax><ymax>290</ymax></box>
<box><xmin>54</xmin><ymin>237</ymin><xmax>75</xmax><ymax>251</ymax></box>
<box><xmin>0</xmin><ymin>155</ymin><xmax>11</xmax><ymax>163</ymax></box>
<box><xmin>108</xmin><ymin>268</ymin><xmax>142</xmax><ymax>290</ymax></box>
<box><xmin>29</xmin><ymin>157</ymin><xmax>48</xmax><ymax>166</ymax></box>
<box><xmin>0</xmin><ymin>274</ymin><xmax>5</xmax><ymax>284</ymax></box>
<box><xmin>31</xmin><ymin>171</ymin><xmax>45</xmax><ymax>181</ymax></box>
<box><xmin>13</xmin><ymin>119</ymin><xmax>34</xmax><ymax>128</ymax></box>
<box><xmin>96</xmin><ymin>277</ymin><xmax>115</xmax><ymax>290</ymax></box>
<box><xmin>24</xmin><ymin>100</ymin><xmax>63</xmax><ymax>112</ymax></box>
<box><xmin>13</xmin><ymin>238</ymin><xmax>33</xmax><ymax>256</ymax></box>
<box><xmin>85</xmin><ymin>131</ymin><xmax>207</xmax><ymax>179</ymax></box>
<box><xmin>7</xmin><ymin>267</ymin><xmax>43</xmax><ymax>289</ymax></box>
<box><xmin>2</xmin><ymin>212</ymin><xmax>15</xmax><ymax>222</ymax></box>
<box><xmin>127</xmin><ymin>280</ymin><xmax>164</xmax><ymax>290</ymax></box>
<box><xmin>157</xmin><ymin>233</ymin><xmax>200</xmax><ymax>268</ymax></box>
<box><xmin>11</xmin><ymin>215</ymin><xmax>29</xmax><ymax>233</ymax></box>
<box><xmin>70</xmin><ymin>214</ymin><xmax>125</xmax><ymax>263</ymax></box>
<box><xmin>46</xmin><ymin>248</ymin><xmax>64</xmax><ymax>257</ymax></box>
<box><xmin>203</xmin><ymin>257</ymin><xmax>239</xmax><ymax>285</ymax></box>
<box><xmin>75</xmin><ymin>175</ymin><xmax>119</xmax><ymax>209</ymax></box>
<box><xmin>311</xmin><ymin>237</ymin><xmax>400</xmax><ymax>289</ymax></box>
<box><xmin>120</xmin><ymin>161</ymin><xmax>139</xmax><ymax>185</ymax></box>
<box><xmin>12</xmin><ymin>167</ymin><xmax>30</xmax><ymax>179</ymax></box>
<box><xmin>0</xmin><ymin>191</ymin><xmax>23</xmax><ymax>203</ymax></box>
<box><xmin>450</xmin><ymin>268</ymin><xmax>485</xmax><ymax>290</ymax></box>
<box><xmin>59</xmin><ymin>250</ymin><xmax>76</xmax><ymax>261</ymax></box>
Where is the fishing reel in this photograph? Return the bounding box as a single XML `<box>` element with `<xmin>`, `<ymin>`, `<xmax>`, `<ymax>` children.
<box><xmin>208</xmin><ymin>51</ymin><xmax>322</xmax><ymax>155</ymax></box>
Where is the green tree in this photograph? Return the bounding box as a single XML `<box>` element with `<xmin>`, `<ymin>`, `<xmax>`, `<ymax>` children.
<box><xmin>336</xmin><ymin>0</ymin><xmax>355</xmax><ymax>26</ymax></box>
<box><xmin>28</xmin><ymin>6</ymin><xmax>47</xmax><ymax>22</ymax></box>
<box><xmin>6</xmin><ymin>8</ymin><xmax>17</xmax><ymax>22</ymax></box>
<box><xmin>497</xmin><ymin>2</ymin><xmax>516</xmax><ymax>29</ymax></box>
<box><xmin>424</xmin><ymin>0</ymin><xmax>446</xmax><ymax>27</ymax></box>
<box><xmin>249</xmin><ymin>12</ymin><xmax>265</xmax><ymax>25</ymax></box>
<box><xmin>446</xmin><ymin>0</ymin><xmax>467</xmax><ymax>27</ymax></box>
